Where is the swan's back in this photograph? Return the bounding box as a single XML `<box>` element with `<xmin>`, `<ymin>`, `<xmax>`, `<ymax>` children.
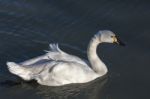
<box><xmin>20</xmin><ymin>44</ymin><xmax>87</xmax><ymax>66</ymax></box>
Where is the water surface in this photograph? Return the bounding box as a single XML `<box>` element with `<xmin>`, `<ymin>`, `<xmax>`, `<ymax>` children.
<box><xmin>0</xmin><ymin>0</ymin><xmax>150</xmax><ymax>99</ymax></box>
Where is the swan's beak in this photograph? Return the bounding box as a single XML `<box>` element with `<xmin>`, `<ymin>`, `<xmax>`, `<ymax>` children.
<box><xmin>113</xmin><ymin>36</ymin><xmax>125</xmax><ymax>46</ymax></box>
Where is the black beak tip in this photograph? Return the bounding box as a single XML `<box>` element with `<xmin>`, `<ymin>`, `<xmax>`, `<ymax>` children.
<box><xmin>119</xmin><ymin>42</ymin><xmax>126</xmax><ymax>46</ymax></box>
<box><xmin>116</xmin><ymin>36</ymin><xmax>126</xmax><ymax>46</ymax></box>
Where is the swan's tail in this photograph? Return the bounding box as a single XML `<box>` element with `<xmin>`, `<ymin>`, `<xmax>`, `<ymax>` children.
<box><xmin>6</xmin><ymin>62</ymin><xmax>32</xmax><ymax>80</ymax></box>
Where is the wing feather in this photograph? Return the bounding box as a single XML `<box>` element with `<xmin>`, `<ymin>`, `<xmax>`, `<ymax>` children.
<box><xmin>20</xmin><ymin>43</ymin><xmax>88</xmax><ymax>66</ymax></box>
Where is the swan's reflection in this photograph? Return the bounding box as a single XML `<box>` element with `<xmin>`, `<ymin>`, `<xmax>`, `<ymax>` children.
<box><xmin>29</xmin><ymin>75</ymin><xmax>107</xmax><ymax>99</ymax></box>
<box><xmin>0</xmin><ymin>74</ymin><xmax>108</xmax><ymax>99</ymax></box>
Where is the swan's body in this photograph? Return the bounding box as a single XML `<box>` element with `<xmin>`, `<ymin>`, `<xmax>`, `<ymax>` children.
<box><xmin>7</xmin><ymin>30</ymin><xmax>124</xmax><ymax>86</ymax></box>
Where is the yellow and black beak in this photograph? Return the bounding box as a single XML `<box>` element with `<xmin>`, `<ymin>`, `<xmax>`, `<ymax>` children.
<box><xmin>113</xmin><ymin>36</ymin><xmax>125</xmax><ymax>46</ymax></box>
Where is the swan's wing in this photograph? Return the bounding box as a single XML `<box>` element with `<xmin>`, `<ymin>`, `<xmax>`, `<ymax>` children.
<box><xmin>35</xmin><ymin>61</ymin><xmax>96</xmax><ymax>86</ymax></box>
<box><xmin>20</xmin><ymin>44</ymin><xmax>88</xmax><ymax>66</ymax></box>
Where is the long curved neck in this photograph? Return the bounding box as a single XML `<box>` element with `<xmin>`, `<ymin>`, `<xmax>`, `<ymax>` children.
<box><xmin>87</xmin><ymin>36</ymin><xmax>108</xmax><ymax>76</ymax></box>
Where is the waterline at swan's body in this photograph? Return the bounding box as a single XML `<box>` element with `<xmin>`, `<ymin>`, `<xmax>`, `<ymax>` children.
<box><xmin>6</xmin><ymin>30</ymin><xmax>124</xmax><ymax>86</ymax></box>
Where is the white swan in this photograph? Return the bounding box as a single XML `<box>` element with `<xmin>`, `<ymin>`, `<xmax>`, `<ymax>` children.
<box><xmin>6</xmin><ymin>30</ymin><xmax>124</xmax><ymax>86</ymax></box>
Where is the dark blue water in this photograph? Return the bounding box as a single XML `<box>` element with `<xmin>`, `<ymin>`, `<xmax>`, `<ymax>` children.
<box><xmin>0</xmin><ymin>0</ymin><xmax>150</xmax><ymax>99</ymax></box>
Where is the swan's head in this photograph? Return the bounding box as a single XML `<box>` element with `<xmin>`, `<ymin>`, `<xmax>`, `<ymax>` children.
<box><xmin>96</xmin><ymin>30</ymin><xmax>125</xmax><ymax>46</ymax></box>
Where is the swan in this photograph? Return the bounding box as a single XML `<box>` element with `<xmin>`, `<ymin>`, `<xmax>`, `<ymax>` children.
<box><xmin>6</xmin><ymin>30</ymin><xmax>125</xmax><ymax>86</ymax></box>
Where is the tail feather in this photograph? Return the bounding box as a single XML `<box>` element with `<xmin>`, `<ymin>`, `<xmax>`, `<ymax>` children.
<box><xmin>7</xmin><ymin>62</ymin><xmax>31</xmax><ymax>80</ymax></box>
<box><xmin>7</xmin><ymin>62</ymin><xmax>20</xmax><ymax>74</ymax></box>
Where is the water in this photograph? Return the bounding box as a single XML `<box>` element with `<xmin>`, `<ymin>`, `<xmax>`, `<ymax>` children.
<box><xmin>0</xmin><ymin>0</ymin><xmax>150</xmax><ymax>99</ymax></box>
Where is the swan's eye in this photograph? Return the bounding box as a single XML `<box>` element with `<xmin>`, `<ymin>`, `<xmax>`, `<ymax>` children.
<box><xmin>111</xmin><ymin>36</ymin><xmax>114</xmax><ymax>38</ymax></box>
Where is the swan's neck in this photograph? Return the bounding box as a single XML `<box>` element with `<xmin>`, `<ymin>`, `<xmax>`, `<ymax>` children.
<box><xmin>87</xmin><ymin>36</ymin><xmax>108</xmax><ymax>76</ymax></box>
